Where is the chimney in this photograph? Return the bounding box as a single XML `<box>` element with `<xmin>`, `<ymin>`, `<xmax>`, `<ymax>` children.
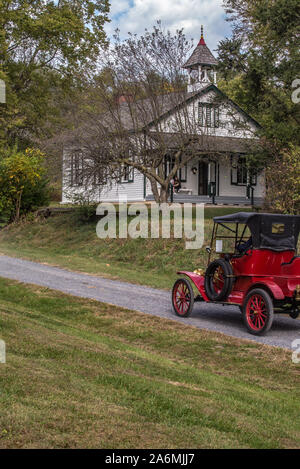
<box><xmin>116</xmin><ymin>94</ymin><xmax>134</xmax><ymax>105</ymax></box>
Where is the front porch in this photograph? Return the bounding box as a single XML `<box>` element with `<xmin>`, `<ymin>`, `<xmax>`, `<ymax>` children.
<box><xmin>146</xmin><ymin>149</ymin><xmax>266</xmax><ymax>206</ymax></box>
<box><xmin>146</xmin><ymin>193</ymin><xmax>264</xmax><ymax>206</ymax></box>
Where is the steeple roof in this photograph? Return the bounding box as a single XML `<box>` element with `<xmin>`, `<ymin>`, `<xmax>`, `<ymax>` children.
<box><xmin>182</xmin><ymin>26</ymin><xmax>218</xmax><ymax>69</ymax></box>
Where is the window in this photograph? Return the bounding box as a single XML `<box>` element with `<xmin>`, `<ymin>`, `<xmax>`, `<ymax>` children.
<box><xmin>214</xmin><ymin>106</ymin><xmax>220</xmax><ymax>128</ymax></box>
<box><xmin>164</xmin><ymin>155</ymin><xmax>187</xmax><ymax>182</ymax></box>
<box><xmin>272</xmin><ymin>223</ymin><xmax>285</xmax><ymax>234</ymax></box>
<box><xmin>231</xmin><ymin>156</ymin><xmax>257</xmax><ymax>186</ymax></box>
<box><xmin>93</xmin><ymin>171</ymin><xmax>101</xmax><ymax>186</ymax></box>
<box><xmin>180</xmin><ymin>164</ymin><xmax>187</xmax><ymax>182</ymax></box>
<box><xmin>237</xmin><ymin>159</ymin><xmax>247</xmax><ymax>185</ymax></box>
<box><xmin>198</xmin><ymin>103</ymin><xmax>220</xmax><ymax>128</ymax></box>
<box><xmin>198</xmin><ymin>103</ymin><xmax>204</xmax><ymax>126</ymax></box>
<box><xmin>93</xmin><ymin>166</ymin><xmax>108</xmax><ymax>186</ymax></box>
<box><xmin>206</xmin><ymin>104</ymin><xmax>212</xmax><ymax>127</ymax></box>
<box><xmin>70</xmin><ymin>150</ymin><xmax>84</xmax><ymax>186</ymax></box>
<box><xmin>164</xmin><ymin>155</ymin><xmax>175</xmax><ymax>179</ymax></box>
<box><xmin>120</xmin><ymin>165</ymin><xmax>134</xmax><ymax>183</ymax></box>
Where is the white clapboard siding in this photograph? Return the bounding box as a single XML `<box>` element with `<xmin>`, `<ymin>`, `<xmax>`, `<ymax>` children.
<box><xmin>158</xmin><ymin>89</ymin><xmax>258</xmax><ymax>139</ymax></box>
<box><xmin>218</xmin><ymin>161</ymin><xmax>265</xmax><ymax>198</ymax></box>
<box><xmin>99</xmin><ymin>170</ymin><xmax>145</xmax><ymax>202</ymax></box>
<box><xmin>61</xmin><ymin>150</ymin><xmax>145</xmax><ymax>203</ymax></box>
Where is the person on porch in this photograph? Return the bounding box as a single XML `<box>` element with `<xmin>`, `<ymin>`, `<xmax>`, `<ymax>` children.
<box><xmin>172</xmin><ymin>175</ymin><xmax>181</xmax><ymax>193</ymax></box>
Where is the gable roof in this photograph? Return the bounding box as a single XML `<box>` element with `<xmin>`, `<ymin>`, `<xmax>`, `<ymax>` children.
<box><xmin>146</xmin><ymin>84</ymin><xmax>261</xmax><ymax>131</ymax></box>
<box><xmin>67</xmin><ymin>84</ymin><xmax>261</xmax><ymax>149</ymax></box>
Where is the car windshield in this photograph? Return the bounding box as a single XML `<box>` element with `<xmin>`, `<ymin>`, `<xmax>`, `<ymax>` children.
<box><xmin>211</xmin><ymin>222</ymin><xmax>252</xmax><ymax>255</ymax></box>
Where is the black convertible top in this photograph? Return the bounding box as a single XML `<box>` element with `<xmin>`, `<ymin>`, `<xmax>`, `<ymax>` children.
<box><xmin>213</xmin><ymin>212</ymin><xmax>300</xmax><ymax>251</ymax></box>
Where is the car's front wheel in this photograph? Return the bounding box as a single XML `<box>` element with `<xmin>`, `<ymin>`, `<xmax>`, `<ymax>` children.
<box><xmin>172</xmin><ymin>278</ymin><xmax>194</xmax><ymax>318</ymax></box>
<box><xmin>242</xmin><ymin>288</ymin><xmax>274</xmax><ymax>335</ymax></box>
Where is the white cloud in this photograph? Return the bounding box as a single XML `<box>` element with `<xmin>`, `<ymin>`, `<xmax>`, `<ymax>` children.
<box><xmin>105</xmin><ymin>0</ymin><xmax>232</xmax><ymax>52</ymax></box>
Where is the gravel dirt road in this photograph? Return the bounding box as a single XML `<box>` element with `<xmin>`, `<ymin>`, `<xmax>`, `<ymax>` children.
<box><xmin>0</xmin><ymin>254</ymin><xmax>299</xmax><ymax>349</ymax></box>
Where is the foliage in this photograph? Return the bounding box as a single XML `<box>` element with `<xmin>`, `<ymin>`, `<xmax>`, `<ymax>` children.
<box><xmin>0</xmin><ymin>146</ymin><xmax>49</xmax><ymax>221</ymax></box>
<box><xmin>218</xmin><ymin>0</ymin><xmax>300</xmax><ymax>148</ymax></box>
<box><xmin>71</xmin><ymin>192</ymin><xmax>98</xmax><ymax>224</ymax></box>
<box><xmin>264</xmin><ymin>146</ymin><xmax>300</xmax><ymax>215</ymax></box>
<box><xmin>0</xmin><ymin>0</ymin><xmax>110</xmax><ymax>148</ymax></box>
<box><xmin>216</xmin><ymin>37</ymin><xmax>247</xmax><ymax>81</ymax></box>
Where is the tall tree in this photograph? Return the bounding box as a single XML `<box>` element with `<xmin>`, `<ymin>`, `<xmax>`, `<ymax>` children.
<box><xmin>0</xmin><ymin>0</ymin><xmax>110</xmax><ymax>147</ymax></box>
<box><xmin>217</xmin><ymin>0</ymin><xmax>300</xmax><ymax>148</ymax></box>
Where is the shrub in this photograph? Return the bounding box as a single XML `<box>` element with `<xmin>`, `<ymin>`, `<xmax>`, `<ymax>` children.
<box><xmin>71</xmin><ymin>193</ymin><xmax>98</xmax><ymax>224</ymax></box>
<box><xmin>264</xmin><ymin>146</ymin><xmax>300</xmax><ymax>215</ymax></box>
<box><xmin>0</xmin><ymin>146</ymin><xmax>50</xmax><ymax>222</ymax></box>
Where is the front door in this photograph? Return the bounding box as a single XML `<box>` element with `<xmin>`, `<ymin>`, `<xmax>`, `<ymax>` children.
<box><xmin>198</xmin><ymin>161</ymin><xmax>208</xmax><ymax>195</ymax></box>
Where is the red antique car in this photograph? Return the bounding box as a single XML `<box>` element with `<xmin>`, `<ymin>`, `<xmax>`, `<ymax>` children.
<box><xmin>172</xmin><ymin>212</ymin><xmax>300</xmax><ymax>335</ymax></box>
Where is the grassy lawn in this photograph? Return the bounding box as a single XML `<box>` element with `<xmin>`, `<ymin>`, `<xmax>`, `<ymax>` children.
<box><xmin>0</xmin><ymin>277</ymin><xmax>299</xmax><ymax>448</ymax></box>
<box><xmin>0</xmin><ymin>206</ymin><xmax>253</xmax><ymax>289</ymax></box>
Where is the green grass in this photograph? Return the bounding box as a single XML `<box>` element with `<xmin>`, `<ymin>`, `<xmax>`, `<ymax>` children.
<box><xmin>0</xmin><ymin>207</ymin><xmax>253</xmax><ymax>289</ymax></box>
<box><xmin>0</xmin><ymin>277</ymin><xmax>299</xmax><ymax>448</ymax></box>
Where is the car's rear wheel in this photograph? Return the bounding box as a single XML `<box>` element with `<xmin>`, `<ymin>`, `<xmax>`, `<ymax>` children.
<box><xmin>172</xmin><ymin>278</ymin><xmax>194</xmax><ymax>317</ymax></box>
<box><xmin>242</xmin><ymin>288</ymin><xmax>274</xmax><ymax>335</ymax></box>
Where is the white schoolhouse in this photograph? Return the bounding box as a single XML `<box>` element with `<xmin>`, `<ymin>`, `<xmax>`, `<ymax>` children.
<box><xmin>62</xmin><ymin>28</ymin><xmax>264</xmax><ymax>206</ymax></box>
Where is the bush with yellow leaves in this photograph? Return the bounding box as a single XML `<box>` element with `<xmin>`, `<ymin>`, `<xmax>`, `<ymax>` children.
<box><xmin>0</xmin><ymin>146</ymin><xmax>49</xmax><ymax>222</ymax></box>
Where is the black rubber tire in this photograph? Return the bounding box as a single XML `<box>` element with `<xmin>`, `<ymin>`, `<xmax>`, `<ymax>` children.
<box><xmin>242</xmin><ymin>288</ymin><xmax>274</xmax><ymax>336</ymax></box>
<box><xmin>172</xmin><ymin>278</ymin><xmax>194</xmax><ymax>318</ymax></box>
<box><xmin>204</xmin><ymin>258</ymin><xmax>234</xmax><ymax>301</ymax></box>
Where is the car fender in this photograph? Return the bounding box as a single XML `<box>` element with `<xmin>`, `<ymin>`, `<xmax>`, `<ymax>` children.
<box><xmin>177</xmin><ymin>271</ymin><xmax>209</xmax><ymax>301</ymax></box>
<box><xmin>250</xmin><ymin>277</ymin><xmax>285</xmax><ymax>300</ymax></box>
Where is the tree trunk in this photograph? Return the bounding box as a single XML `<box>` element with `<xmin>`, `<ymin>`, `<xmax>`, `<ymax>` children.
<box><xmin>160</xmin><ymin>185</ymin><xmax>169</xmax><ymax>203</ymax></box>
<box><xmin>15</xmin><ymin>190</ymin><xmax>23</xmax><ymax>222</ymax></box>
<box><xmin>149</xmin><ymin>177</ymin><xmax>170</xmax><ymax>204</ymax></box>
<box><xmin>149</xmin><ymin>177</ymin><xmax>161</xmax><ymax>203</ymax></box>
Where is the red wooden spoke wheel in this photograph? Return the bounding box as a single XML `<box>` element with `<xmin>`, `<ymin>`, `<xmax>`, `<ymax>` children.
<box><xmin>242</xmin><ymin>288</ymin><xmax>274</xmax><ymax>335</ymax></box>
<box><xmin>172</xmin><ymin>278</ymin><xmax>194</xmax><ymax>318</ymax></box>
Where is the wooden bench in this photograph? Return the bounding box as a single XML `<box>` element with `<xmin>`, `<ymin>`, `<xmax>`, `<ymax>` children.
<box><xmin>178</xmin><ymin>188</ymin><xmax>193</xmax><ymax>195</ymax></box>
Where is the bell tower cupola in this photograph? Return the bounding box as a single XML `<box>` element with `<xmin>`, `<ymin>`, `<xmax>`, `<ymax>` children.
<box><xmin>182</xmin><ymin>26</ymin><xmax>218</xmax><ymax>92</ymax></box>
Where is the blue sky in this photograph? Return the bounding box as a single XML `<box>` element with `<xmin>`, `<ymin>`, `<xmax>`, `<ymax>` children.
<box><xmin>104</xmin><ymin>0</ymin><xmax>232</xmax><ymax>52</ymax></box>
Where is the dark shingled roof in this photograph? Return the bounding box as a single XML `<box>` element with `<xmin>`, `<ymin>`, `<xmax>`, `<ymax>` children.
<box><xmin>150</xmin><ymin>133</ymin><xmax>260</xmax><ymax>154</ymax></box>
<box><xmin>98</xmin><ymin>89</ymin><xmax>203</xmax><ymax>132</ymax></box>
<box><xmin>182</xmin><ymin>36</ymin><xmax>218</xmax><ymax>69</ymax></box>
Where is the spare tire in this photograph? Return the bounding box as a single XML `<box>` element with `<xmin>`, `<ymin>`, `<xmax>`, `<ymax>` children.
<box><xmin>205</xmin><ymin>258</ymin><xmax>234</xmax><ymax>301</ymax></box>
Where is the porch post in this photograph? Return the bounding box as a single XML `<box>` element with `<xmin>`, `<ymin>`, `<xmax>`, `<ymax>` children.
<box><xmin>208</xmin><ymin>161</ymin><xmax>217</xmax><ymax>205</ymax></box>
<box><xmin>246</xmin><ymin>184</ymin><xmax>254</xmax><ymax>207</ymax></box>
